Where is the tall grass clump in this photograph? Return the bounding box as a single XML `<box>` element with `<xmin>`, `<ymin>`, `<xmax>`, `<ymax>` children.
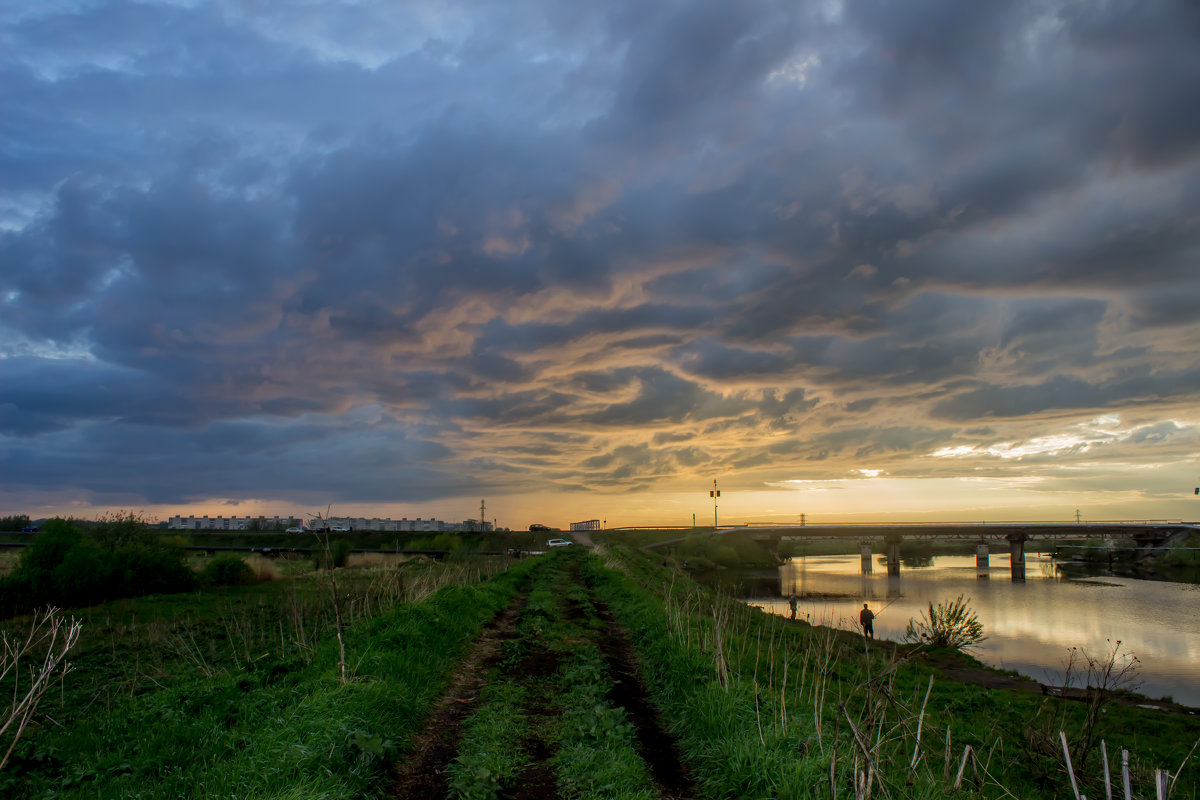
<box><xmin>201</xmin><ymin>555</ymin><xmax>257</xmax><ymax>587</ymax></box>
<box><xmin>903</xmin><ymin>594</ymin><xmax>986</xmax><ymax>651</ymax></box>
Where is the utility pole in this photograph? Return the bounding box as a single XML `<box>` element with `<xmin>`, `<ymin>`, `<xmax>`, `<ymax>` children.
<box><xmin>709</xmin><ymin>479</ymin><xmax>720</xmax><ymax>528</ymax></box>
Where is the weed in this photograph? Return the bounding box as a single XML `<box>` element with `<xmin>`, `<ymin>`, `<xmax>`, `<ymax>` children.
<box><xmin>903</xmin><ymin>594</ymin><xmax>986</xmax><ymax>651</ymax></box>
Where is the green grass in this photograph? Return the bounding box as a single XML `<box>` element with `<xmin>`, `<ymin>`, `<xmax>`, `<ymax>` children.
<box><xmin>583</xmin><ymin>545</ymin><xmax>1200</xmax><ymax>800</ymax></box>
<box><xmin>446</xmin><ymin>681</ymin><xmax>531</xmax><ymax>800</ymax></box>
<box><xmin>5</xmin><ymin>545</ymin><xmax>1195</xmax><ymax>800</ymax></box>
<box><xmin>1</xmin><ymin>556</ymin><xmax>535</xmax><ymax>799</ymax></box>
<box><xmin>551</xmin><ymin>647</ymin><xmax>658</xmax><ymax>800</ymax></box>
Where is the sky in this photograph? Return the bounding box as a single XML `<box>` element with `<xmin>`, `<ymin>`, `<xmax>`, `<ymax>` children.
<box><xmin>2</xmin><ymin>0</ymin><xmax>1199</xmax><ymax>530</ymax></box>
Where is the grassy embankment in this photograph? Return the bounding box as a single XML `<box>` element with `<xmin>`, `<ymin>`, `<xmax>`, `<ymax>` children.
<box><xmin>0</xmin><ymin>552</ymin><xmax>534</xmax><ymax>799</ymax></box>
<box><xmin>4</xmin><ymin>541</ymin><xmax>1196</xmax><ymax>799</ymax></box>
<box><xmin>587</xmin><ymin>544</ymin><xmax>1199</xmax><ymax>799</ymax></box>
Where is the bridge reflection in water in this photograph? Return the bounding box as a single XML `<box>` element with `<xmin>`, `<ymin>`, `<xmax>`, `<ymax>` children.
<box><xmin>764</xmin><ymin>552</ymin><xmax>1200</xmax><ymax>707</ymax></box>
<box><xmin>734</xmin><ymin>521</ymin><xmax>1193</xmax><ymax>583</ymax></box>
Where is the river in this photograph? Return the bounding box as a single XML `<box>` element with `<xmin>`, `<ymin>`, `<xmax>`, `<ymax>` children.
<box><xmin>721</xmin><ymin>553</ymin><xmax>1200</xmax><ymax>708</ymax></box>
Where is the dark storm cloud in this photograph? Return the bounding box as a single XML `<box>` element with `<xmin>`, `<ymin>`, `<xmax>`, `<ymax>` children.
<box><xmin>933</xmin><ymin>367</ymin><xmax>1200</xmax><ymax>420</ymax></box>
<box><xmin>2</xmin><ymin>0</ymin><xmax>1199</xmax><ymax>508</ymax></box>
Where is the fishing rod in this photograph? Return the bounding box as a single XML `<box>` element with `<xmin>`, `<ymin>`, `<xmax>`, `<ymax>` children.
<box><xmin>872</xmin><ymin>594</ymin><xmax>904</xmax><ymax>617</ymax></box>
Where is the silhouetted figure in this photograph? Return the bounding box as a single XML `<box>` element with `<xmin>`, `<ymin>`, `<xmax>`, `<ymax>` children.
<box><xmin>860</xmin><ymin>603</ymin><xmax>875</xmax><ymax>638</ymax></box>
<box><xmin>788</xmin><ymin>594</ymin><xmax>798</xmax><ymax>620</ymax></box>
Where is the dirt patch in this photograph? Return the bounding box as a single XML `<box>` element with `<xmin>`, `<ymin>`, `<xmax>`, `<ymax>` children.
<box><xmin>505</xmin><ymin>717</ymin><xmax>558</xmax><ymax>800</ymax></box>
<box><xmin>504</xmin><ymin>692</ymin><xmax>560</xmax><ymax>800</ymax></box>
<box><xmin>390</xmin><ymin>595</ymin><xmax>527</xmax><ymax>800</ymax></box>
<box><xmin>517</xmin><ymin>643</ymin><xmax>566</xmax><ymax>679</ymax></box>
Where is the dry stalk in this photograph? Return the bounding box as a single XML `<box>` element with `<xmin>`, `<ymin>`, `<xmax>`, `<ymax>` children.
<box><xmin>944</xmin><ymin>726</ymin><xmax>951</xmax><ymax>781</ymax></box>
<box><xmin>910</xmin><ymin>675</ymin><xmax>934</xmax><ymax>772</ymax></box>
<box><xmin>841</xmin><ymin>703</ymin><xmax>881</xmax><ymax>800</ymax></box>
<box><xmin>1061</xmin><ymin>730</ymin><xmax>1082</xmax><ymax>800</ymax></box>
<box><xmin>780</xmin><ymin>646</ymin><xmax>790</xmax><ymax>735</ymax></box>
<box><xmin>953</xmin><ymin>745</ymin><xmax>974</xmax><ymax>792</ymax></box>
<box><xmin>1</xmin><ymin>607</ymin><xmax>83</xmax><ymax>771</ymax></box>
<box><xmin>1169</xmin><ymin>736</ymin><xmax>1200</xmax><ymax>796</ymax></box>
<box><xmin>310</xmin><ymin>506</ymin><xmax>347</xmax><ymax>685</ymax></box>
<box><xmin>1101</xmin><ymin>740</ymin><xmax>1112</xmax><ymax>800</ymax></box>
<box><xmin>712</xmin><ymin>606</ymin><xmax>729</xmax><ymax>690</ymax></box>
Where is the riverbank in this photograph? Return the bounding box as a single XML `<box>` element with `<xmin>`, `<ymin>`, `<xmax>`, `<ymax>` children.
<box><xmin>602</xmin><ymin>546</ymin><xmax>1199</xmax><ymax>798</ymax></box>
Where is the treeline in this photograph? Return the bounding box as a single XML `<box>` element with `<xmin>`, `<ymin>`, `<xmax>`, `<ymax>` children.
<box><xmin>0</xmin><ymin>513</ymin><xmax>195</xmax><ymax>617</ymax></box>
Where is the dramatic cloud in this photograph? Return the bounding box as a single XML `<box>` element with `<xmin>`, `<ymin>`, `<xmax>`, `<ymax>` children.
<box><xmin>2</xmin><ymin>0</ymin><xmax>1198</xmax><ymax>524</ymax></box>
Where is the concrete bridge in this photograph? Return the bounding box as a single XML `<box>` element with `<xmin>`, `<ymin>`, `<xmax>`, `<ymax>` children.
<box><xmin>651</xmin><ymin>521</ymin><xmax>1197</xmax><ymax>582</ymax></box>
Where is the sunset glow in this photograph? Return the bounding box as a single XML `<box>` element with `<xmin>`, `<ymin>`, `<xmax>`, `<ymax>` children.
<box><xmin>2</xmin><ymin>1</ymin><xmax>1199</xmax><ymax>529</ymax></box>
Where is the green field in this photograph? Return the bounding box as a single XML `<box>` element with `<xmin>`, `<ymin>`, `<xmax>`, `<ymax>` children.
<box><xmin>2</xmin><ymin>542</ymin><xmax>1195</xmax><ymax>799</ymax></box>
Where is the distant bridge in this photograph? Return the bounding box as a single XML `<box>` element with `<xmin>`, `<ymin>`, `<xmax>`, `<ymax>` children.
<box><xmin>645</xmin><ymin>520</ymin><xmax>1198</xmax><ymax>581</ymax></box>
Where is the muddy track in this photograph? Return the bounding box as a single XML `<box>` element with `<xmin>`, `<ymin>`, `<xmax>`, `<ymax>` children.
<box><xmin>391</xmin><ymin>558</ymin><xmax>695</xmax><ymax>800</ymax></box>
<box><xmin>390</xmin><ymin>593</ymin><xmax>530</xmax><ymax>799</ymax></box>
<box><xmin>575</xmin><ymin>575</ymin><xmax>696</xmax><ymax>800</ymax></box>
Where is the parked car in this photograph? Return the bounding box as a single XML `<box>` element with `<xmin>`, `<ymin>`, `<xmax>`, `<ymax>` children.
<box><xmin>529</xmin><ymin>523</ymin><xmax>552</xmax><ymax>531</ymax></box>
<box><xmin>21</xmin><ymin>525</ymin><xmax>39</xmax><ymax>532</ymax></box>
<box><xmin>330</xmin><ymin>525</ymin><xmax>351</xmax><ymax>532</ymax></box>
<box><xmin>546</xmin><ymin>538</ymin><xmax>573</xmax><ymax>548</ymax></box>
<box><xmin>285</xmin><ymin>527</ymin><xmax>306</xmax><ymax>534</ymax></box>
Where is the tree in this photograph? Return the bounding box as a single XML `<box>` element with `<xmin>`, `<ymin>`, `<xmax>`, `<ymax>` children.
<box><xmin>0</xmin><ymin>515</ymin><xmax>30</xmax><ymax>532</ymax></box>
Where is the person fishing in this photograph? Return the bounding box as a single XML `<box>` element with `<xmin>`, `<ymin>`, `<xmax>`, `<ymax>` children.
<box><xmin>860</xmin><ymin>603</ymin><xmax>875</xmax><ymax>638</ymax></box>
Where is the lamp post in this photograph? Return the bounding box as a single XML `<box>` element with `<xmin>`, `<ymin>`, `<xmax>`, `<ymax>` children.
<box><xmin>709</xmin><ymin>479</ymin><xmax>720</xmax><ymax>528</ymax></box>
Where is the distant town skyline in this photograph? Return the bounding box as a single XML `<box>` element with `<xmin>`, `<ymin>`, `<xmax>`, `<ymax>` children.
<box><xmin>3</xmin><ymin>1</ymin><xmax>1199</xmax><ymax>526</ymax></box>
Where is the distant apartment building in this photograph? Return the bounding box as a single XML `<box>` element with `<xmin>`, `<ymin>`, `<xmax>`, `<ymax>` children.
<box><xmin>319</xmin><ymin>517</ymin><xmax>494</xmax><ymax>532</ymax></box>
<box><xmin>168</xmin><ymin>514</ymin><xmax>491</xmax><ymax>532</ymax></box>
<box><xmin>168</xmin><ymin>515</ymin><xmax>295</xmax><ymax>530</ymax></box>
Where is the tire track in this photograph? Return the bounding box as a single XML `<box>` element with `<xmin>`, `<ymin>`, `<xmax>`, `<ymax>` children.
<box><xmin>390</xmin><ymin>593</ymin><xmax>528</xmax><ymax>800</ymax></box>
<box><xmin>391</xmin><ymin>556</ymin><xmax>695</xmax><ymax>800</ymax></box>
<box><xmin>576</xmin><ymin>572</ymin><xmax>697</xmax><ymax>800</ymax></box>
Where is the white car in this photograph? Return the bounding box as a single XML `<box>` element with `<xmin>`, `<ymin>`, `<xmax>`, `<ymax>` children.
<box><xmin>285</xmin><ymin>527</ymin><xmax>306</xmax><ymax>534</ymax></box>
<box><xmin>546</xmin><ymin>538</ymin><xmax>573</xmax><ymax>548</ymax></box>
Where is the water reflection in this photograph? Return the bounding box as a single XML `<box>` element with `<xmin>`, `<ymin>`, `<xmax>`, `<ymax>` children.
<box><xmin>749</xmin><ymin>554</ymin><xmax>1200</xmax><ymax>708</ymax></box>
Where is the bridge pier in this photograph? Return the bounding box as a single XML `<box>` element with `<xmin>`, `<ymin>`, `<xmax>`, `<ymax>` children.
<box><xmin>976</xmin><ymin>543</ymin><xmax>990</xmax><ymax>578</ymax></box>
<box><xmin>1008</xmin><ymin>533</ymin><xmax>1026</xmax><ymax>582</ymax></box>
<box><xmin>860</xmin><ymin>543</ymin><xmax>873</xmax><ymax>574</ymax></box>
<box><xmin>885</xmin><ymin>535</ymin><xmax>901</xmax><ymax>577</ymax></box>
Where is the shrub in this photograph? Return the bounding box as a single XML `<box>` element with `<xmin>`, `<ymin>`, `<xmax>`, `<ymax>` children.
<box><xmin>202</xmin><ymin>555</ymin><xmax>257</xmax><ymax>587</ymax></box>
<box><xmin>0</xmin><ymin>516</ymin><xmax>196</xmax><ymax>615</ymax></box>
<box><xmin>904</xmin><ymin>594</ymin><xmax>986</xmax><ymax>650</ymax></box>
<box><xmin>712</xmin><ymin>545</ymin><xmax>740</xmax><ymax>568</ymax></box>
<box><xmin>312</xmin><ymin>539</ymin><xmax>353</xmax><ymax>570</ymax></box>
